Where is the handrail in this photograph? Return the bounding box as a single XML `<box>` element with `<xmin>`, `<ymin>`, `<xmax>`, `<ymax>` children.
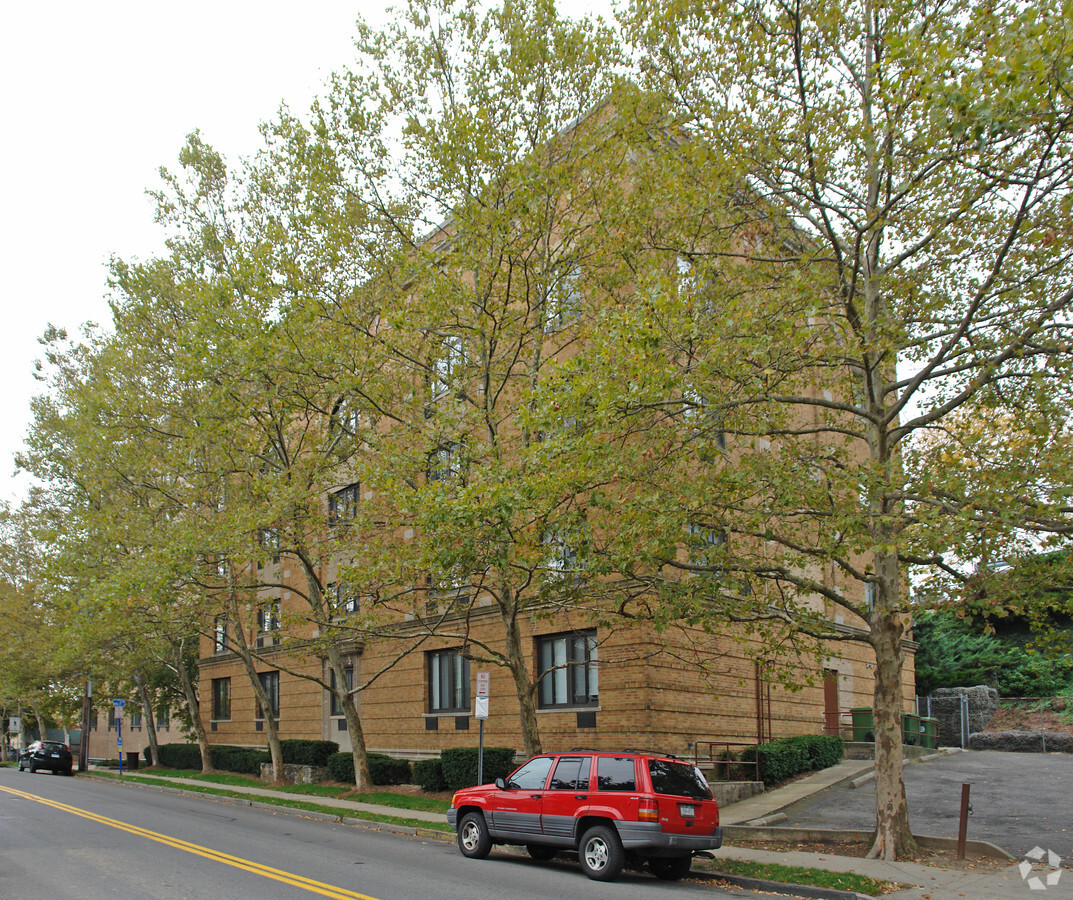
<box><xmin>692</xmin><ymin>740</ymin><xmax>760</xmax><ymax>782</ymax></box>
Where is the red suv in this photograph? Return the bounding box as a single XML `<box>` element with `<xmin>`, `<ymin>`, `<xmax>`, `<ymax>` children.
<box><xmin>447</xmin><ymin>749</ymin><xmax>722</xmax><ymax>882</ymax></box>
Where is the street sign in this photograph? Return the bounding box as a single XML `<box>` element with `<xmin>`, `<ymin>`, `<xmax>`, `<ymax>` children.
<box><xmin>8</xmin><ymin>716</ymin><xmax>19</xmax><ymax>734</ymax></box>
<box><xmin>475</xmin><ymin>697</ymin><xmax>489</xmax><ymax>720</ymax></box>
<box><xmin>112</xmin><ymin>698</ymin><xmax>126</xmax><ymax>709</ymax></box>
<box><xmin>476</xmin><ymin>671</ymin><xmax>490</xmax><ymax>698</ymax></box>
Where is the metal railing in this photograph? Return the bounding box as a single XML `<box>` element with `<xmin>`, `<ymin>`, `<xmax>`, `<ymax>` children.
<box><xmin>692</xmin><ymin>740</ymin><xmax>760</xmax><ymax>782</ymax></box>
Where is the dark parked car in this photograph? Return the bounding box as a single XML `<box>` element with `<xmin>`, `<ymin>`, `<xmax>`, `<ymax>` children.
<box><xmin>18</xmin><ymin>740</ymin><xmax>73</xmax><ymax>775</ymax></box>
<box><xmin>448</xmin><ymin>749</ymin><xmax>722</xmax><ymax>882</ymax></box>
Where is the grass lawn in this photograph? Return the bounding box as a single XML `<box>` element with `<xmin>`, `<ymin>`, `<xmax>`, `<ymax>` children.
<box><xmin>701</xmin><ymin>857</ymin><xmax>901</xmax><ymax>895</ymax></box>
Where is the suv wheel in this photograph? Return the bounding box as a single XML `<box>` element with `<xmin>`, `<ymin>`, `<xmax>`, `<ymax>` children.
<box><xmin>526</xmin><ymin>844</ymin><xmax>558</xmax><ymax>861</ymax></box>
<box><xmin>578</xmin><ymin>825</ymin><xmax>625</xmax><ymax>881</ymax></box>
<box><xmin>649</xmin><ymin>855</ymin><xmax>692</xmax><ymax>880</ymax></box>
<box><xmin>457</xmin><ymin>812</ymin><xmax>492</xmax><ymax>859</ymax></box>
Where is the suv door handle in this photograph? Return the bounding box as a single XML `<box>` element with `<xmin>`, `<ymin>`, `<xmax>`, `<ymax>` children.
<box><xmin>530</xmin><ymin>793</ymin><xmax>542</xmax><ymax>799</ymax></box>
<box><xmin>574</xmin><ymin>794</ymin><xmax>588</xmax><ymax>800</ymax></box>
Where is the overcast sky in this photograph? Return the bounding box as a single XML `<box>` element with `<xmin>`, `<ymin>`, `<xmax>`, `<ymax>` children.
<box><xmin>0</xmin><ymin>1</ymin><xmax>408</xmax><ymax>504</ymax></box>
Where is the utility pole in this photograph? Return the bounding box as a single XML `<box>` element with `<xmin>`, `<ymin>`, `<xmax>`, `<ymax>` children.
<box><xmin>78</xmin><ymin>679</ymin><xmax>92</xmax><ymax>772</ymax></box>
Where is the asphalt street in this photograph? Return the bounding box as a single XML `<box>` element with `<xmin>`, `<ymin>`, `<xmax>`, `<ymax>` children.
<box><xmin>776</xmin><ymin>749</ymin><xmax>1073</xmax><ymax>860</ymax></box>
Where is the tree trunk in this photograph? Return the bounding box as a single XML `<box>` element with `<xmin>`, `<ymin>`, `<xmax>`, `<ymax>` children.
<box><xmin>227</xmin><ymin>603</ymin><xmax>284</xmax><ymax>781</ymax></box>
<box><xmin>866</xmin><ymin>610</ymin><xmax>917</xmax><ymax>860</ymax></box>
<box><xmin>500</xmin><ymin>591</ymin><xmax>541</xmax><ymax>756</ymax></box>
<box><xmin>171</xmin><ymin>636</ymin><xmax>213</xmax><ymax>772</ymax></box>
<box><xmin>134</xmin><ymin>672</ymin><xmax>160</xmax><ymax>767</ymax></box>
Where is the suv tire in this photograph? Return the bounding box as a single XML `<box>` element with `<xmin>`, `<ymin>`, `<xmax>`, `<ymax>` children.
<box><xmin>650</xmin><ymin>855</ymin><xmax>692</xmax><ymax>880</ymax></box>
<box><xmin>457</xmin><ymin>812</ymin><xmax>492</xmax><ymax>859</ymax></box>
<box><xmin>578</xmin><ymin>825</ymin><xmax>625</xmax><ymax>881</ymax></box>
<box><xmin>526</xmin><ymin>844</ymin><xmax>558</xmax><ymax>861</ymax></box>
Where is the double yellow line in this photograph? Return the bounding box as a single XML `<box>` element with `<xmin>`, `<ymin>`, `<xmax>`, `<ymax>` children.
<box><xmin>0</xmin><ymin>784</ymin><xmax>382</xmax><ymax>899</ymax></box>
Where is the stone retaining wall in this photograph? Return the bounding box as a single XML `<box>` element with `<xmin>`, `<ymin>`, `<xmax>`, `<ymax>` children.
<box><xmin>968</xmin><ymin>731</ymin><xmax>1073</xmax><ymax>753</ymax></box>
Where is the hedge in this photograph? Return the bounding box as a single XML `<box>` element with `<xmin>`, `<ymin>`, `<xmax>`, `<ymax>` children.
<box><xmin>156</xmin><ymin>742</ymin><xmax>203</xmax><ymax>769</ymax></box>
<box><xmin>413</xmin><ymin>758</ymin><xmax>448</xmax><ymax>792</ymax></box>
<box><xmin>326</xmin><ymin>752</ymin><xmax>412</xmax><ymax>785</ymax></box>
<box><xmin>440</xmin><ymin>747</ymin><xmax>518</xmax><ymax>791</ymax></box>
<box><xmin>211</xmin><ymin>745</ymin><xmax>270</xmax><ymax>775</ymax></box>
<box><xmin>280</xmin><ymin>739</ymin><xmax>338</xmax><ymax>767</ymax></box>
<box><xmin>740</xmin><ymin>734</ymin><xmax>843</xmax><ymax>786</ymax></box>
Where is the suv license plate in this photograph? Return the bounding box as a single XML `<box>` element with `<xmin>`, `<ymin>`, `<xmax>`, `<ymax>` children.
<box><xmin>679</xmin><ymin>804</ymin><xmax>694</xmax><ymax>817</ymax></box>
<box><xmin>51</xmin><ymin>753</ymin><xmax>60</xmax><ymax>758</ymax></box>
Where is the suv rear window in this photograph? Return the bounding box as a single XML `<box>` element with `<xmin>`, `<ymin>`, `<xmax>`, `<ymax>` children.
<box><xmin>595</xmin><ymin>757</ymin><xmax>637</xmax><ymax>791</ymax></box>
<box><xmin>647</xmin><ymin>759</ymin><xmax>712</xmax><ymax>800</ymax></box>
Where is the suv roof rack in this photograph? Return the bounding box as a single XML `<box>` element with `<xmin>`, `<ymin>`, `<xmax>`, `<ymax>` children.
<box><xmin>621</xmin><ymin>747</ymin><xmax>682</xmax><ymax>759</ymax></box>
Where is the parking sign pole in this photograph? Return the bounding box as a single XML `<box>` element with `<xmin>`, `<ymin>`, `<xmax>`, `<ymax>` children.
<box><xmin>475</xmin><ymin>672</ymin><xmax>490</xmax><ymax>784</ymax></box>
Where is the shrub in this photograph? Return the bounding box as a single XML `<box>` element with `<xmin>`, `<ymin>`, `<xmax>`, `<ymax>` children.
<box><xmin>211</xmin><ymin>745</ymin><xmax>270</xmax><ymax>775</ymax></box>
<box><xmin>413</xmin><ymin>758</ymin><xmax>448</xmax><ymax>792</ymax></box>
<box><xmin>741</xmin><ymin>734</ymin><xmax>843</xmax><ymax>786</ymax></box>
<box><xmin>143</xmin><ymin>746</ymin><xmax>154</xmax><ymax>766</ymax></box>
<box><xmin>280</xmin><ymin>739</ymin><xmax>338</xmax><ymax>767</ymax></box>
<box><xmin>156</xmin><ymin>743</ymin><xmax>202</xmax><ymax>769</ymax></box>
<box><xmin>327</xmin><ymin>752</ymin><xmax>412</xmax><ymax>785</ymax></box>
<box><xmin>440</xmin><ymin>747</ymin><xmax>518</xmax><ymax>791</ymax></box>
<box><xmin>327</xmin><ymin>751</ymin><xmax>354</xmax><ymax>783</ymax></box>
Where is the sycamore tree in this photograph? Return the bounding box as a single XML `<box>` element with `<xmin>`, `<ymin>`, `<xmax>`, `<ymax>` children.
<box><xmin>602</xmin><ymin>0</ymin><xmax>1073</xmax><ymax>858</ymax></box>
<box><xmin>302</xmin><ymin>0</ymin><xmax>624</xmax><ymax>756</ymax></box>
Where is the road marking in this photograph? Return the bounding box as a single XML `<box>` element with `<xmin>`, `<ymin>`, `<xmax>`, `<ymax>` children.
<box><xmin>0</xmin><ymin>784</ymin><xmax>382</xmax><ymax>900</ymax></box>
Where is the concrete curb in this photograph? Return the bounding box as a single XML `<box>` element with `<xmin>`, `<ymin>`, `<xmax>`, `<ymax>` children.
<box><xmin>724</xmin><ymin>824</ymin><xmax>1016</xmax><ymax>861</ymax></box>
<box><xmin>692</xmin><ymin>867</ymin><xmax>861</xmax><ymax>900</ymax></box>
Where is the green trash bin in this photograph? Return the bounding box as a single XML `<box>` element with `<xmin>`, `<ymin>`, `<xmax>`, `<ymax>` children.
<box><xmin>902</xmin><ymin>712</ymin><xmax>921</xmax><ymax>746</ymax></box>
<box><xmin>850</xmin><ymin>707</ymin><xmax>875</xmax><ymax>742</ymax></box>
<box><xmin>920</xmin><ymin>717</ymin><xmax>938</xmax><ymax>750</ymax></box>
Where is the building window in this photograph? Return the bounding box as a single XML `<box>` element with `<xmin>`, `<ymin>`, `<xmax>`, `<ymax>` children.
<box><xmin>258</xmin><ymin>527</ymin><xmax>281</xmax><ymax>566</ymax></box>
<box><xmin>427</xmin><ymin>441</ymin><xmax>464</xmax><ymax>484</ymax></box>
<box><xmin>329</xmin><ymin>665</ymin><xmax>355</xmax><ymax>717</ymax></box>
<box><xmin>329</xmin><ymin>482</ymin><xmax>360</xmax><ymax>525</ymax></box>
<box><xmin>542</xmin><ymin>531</ymin><xmax>580</xmax><ymax>576</ymax></box>
<box><xmin>428</xmin><ymin>649</ymin><xmax>470</xmax><ymax>713</ymax></box>
<box><xmin>332</xmin><ymin>394</ymin><xmax>362</xmax><ymax>436</ymax></box>
<box><xmin>865</xmin><ymin>583</ymin><xmax>878</xmax><ymax>610</ymax></box>
<box><xmin>107</xmin><ymin>708</ymin><xmax>117</xmax><ymax>731</ymax></box>
<box><xmin>212</xmin><ymin>677</ymin><xmax>231</xmax><ymax>721</ymax></box>
<box><xmin>330</xmin><ymin>582</ymin><xmax>360</xmax><ymax>616</ymax></box>
<box><xmin>156</xmin><ymin>709</ymin><xmax>169</xmax><ymax>731</ymax></box>
<box><xmin>257</xmin><ymin>671</ymin><xmax>280</xmax><ymax>721</ymax></box>
<box><xmin>213</xmin><ymin>616</ymin><xmax>229</xmax><ymax>653</ymax></box>
<box><xmin>686</xmin><ymin>521</ymin><xmax>726</xmax><ymax>562</ymax></box>
<box><xmin>537</xmin><ymin>630</ymin><xmax>598</xmax><ymax>709</ymax></box>
<box><xmin>544</xmin><ymin>268</ymin><xmax>582</xmax><ymax>333</ymax></box>
<box><xmin>258</xmin><ymin>599</ymin><xmax>281</xmax><ymax>634</ymax></box>
<box><xmin>431</xmin><ymin>335</ymin><xmax>466</xmax><ymax>398</ymax></box>
<box><xmin>130</xmin><ymin>711</ymin><xmax>142</xmax><ymax>730</ymax></box>
<box><xmin>89</xmin><ymin>710</ymin><xmax>98</xmax><ymax>730</ymax></box>
<box><xmin>425</xmin><ymin>570</ymin><xmax>469</xmax><ymax>614</ymax></box>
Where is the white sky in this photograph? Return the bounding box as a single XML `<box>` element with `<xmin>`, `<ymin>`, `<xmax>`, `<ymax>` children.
<box><xmin>0</xmin><ymin>1</ymin><xmax>374</xmax><ymax>503</ymax></box>
<box><xmin>0</xmin><ymin>1</ymin><xmax>612</xmax><ymax>507</ymax></box>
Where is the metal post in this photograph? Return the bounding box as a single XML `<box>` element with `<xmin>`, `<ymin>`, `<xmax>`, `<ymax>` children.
<box><xmin>117</xmin><ymin>715</ymin><xmax>123</xmax><ymax>776</ymax></box>
<box><xmin>956</xmin><ymin>783</ymin><xmax>971</xmax><ymax>859</ymax></box>
<box><xmin>478</xmin><ymin>719</ymin><xmax>485</xmax><ymax>785</ymax></box>
<box><xmin>959</xmin><ymin>693</ymin><xmax>970</xmax><ymax>748</ymax></box>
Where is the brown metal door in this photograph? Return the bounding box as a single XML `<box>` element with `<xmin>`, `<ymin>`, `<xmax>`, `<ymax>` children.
<box><xmin>823</xmin><ymin>671</ymin><xmax>840</xmax><ymax>736</ymax></box>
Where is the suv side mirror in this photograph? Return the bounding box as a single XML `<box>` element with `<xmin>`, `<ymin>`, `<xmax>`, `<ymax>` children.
<box><xmin>495</xmin><ymin>777</ymin><xmax>507</xmax><ymax>790</ymax></box>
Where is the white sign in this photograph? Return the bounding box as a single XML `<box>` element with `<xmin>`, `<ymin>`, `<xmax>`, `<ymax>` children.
<box><xmin>8</xmin><ymin>716</ymin><xmax>19</xmax><ymax>734</ymax></box>
<box><xmin>476</xmin><ymin>671</ymin><xmax>490</xmax><ymax>698</ymax></box>
<box><xmin>475</xmin><ymin>697</ymin><xmax>489</xmax><ymax>720</ymax></box>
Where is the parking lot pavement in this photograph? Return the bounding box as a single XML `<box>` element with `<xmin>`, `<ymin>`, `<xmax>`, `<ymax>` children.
<box><xmin>775</xmin><ymin>749</ymin><xmax>1073</xmax><ymax>861</ymax></box>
